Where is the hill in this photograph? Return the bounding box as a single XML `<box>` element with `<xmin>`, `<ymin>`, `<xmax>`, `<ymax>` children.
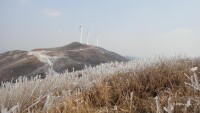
<box><xmin>0</xmin><ymin>42</ymin><xmax>128</xmax><ymax>82</ymax></box>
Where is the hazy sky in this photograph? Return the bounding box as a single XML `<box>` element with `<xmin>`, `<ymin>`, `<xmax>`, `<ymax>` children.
<box><xmin>0</xmin><ymin>0</ymin><xmax>200</xmax><ymax>57</ymax></box>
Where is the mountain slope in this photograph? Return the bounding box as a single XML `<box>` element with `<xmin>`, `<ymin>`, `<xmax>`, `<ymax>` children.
<box><xmin>0</xmin><ymin>42</ymin><xmax>129</xmax><ymax>82</ymax></box>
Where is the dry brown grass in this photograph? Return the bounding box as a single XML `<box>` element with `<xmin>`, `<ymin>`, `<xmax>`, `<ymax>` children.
<box><xmin>50</xmin><ymin>57</ymin><xmax>200</xmax><ymax>113</ymax></box>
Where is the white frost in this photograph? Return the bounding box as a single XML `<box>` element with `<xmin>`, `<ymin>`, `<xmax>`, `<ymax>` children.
<box><xmin>191</xmin><ymin>67</ymin><xmax>198</xmax><ymax>72</ymax></box>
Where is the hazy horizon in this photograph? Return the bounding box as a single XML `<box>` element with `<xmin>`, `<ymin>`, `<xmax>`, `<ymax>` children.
<box><xmin>1</xmin><ymin>0</ymin><xmax>200</xmax><ymax>57</ymax></box>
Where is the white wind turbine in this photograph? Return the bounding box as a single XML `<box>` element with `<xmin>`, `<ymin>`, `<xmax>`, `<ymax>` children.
<box><xmin>79</xmin><ymin>25</ymin><xmax>83</xmax><ymax>43</ymax></box>
<box><xmin>86</xmin><ymin>32</ymin><xmax>90</xmax><ymax>45</ymax></box>
<box><xmin>96</xmin><ymin>33</ymin><xmax>99</xmax><ymax>46</ymax></box>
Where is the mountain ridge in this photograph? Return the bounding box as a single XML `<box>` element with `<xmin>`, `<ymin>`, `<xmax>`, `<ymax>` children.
<box><xmin>0</xmin><ymin>42</ymin><xmax>129</xmax><ymax>82</ymax></box>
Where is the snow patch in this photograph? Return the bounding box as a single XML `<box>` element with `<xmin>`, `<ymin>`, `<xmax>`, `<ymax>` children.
<box><xmin>28</xmin><ymin>51</ymin><xmax>55</xmax><ymax>65</ymax></box>
<box><xmin>28</xmin><ymin>50</ymin><xmax>57</xmax><ymax>75</ymax></box>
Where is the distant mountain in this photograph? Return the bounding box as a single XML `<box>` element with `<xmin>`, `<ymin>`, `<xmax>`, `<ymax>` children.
<box><xmin>124</xmin><ymin>56</ymin><xmax>139</xmax><ymax>60</ymax></box>
<box><xmin>0</xmin><ymin>42</ymin><xmax>129</xmax><ymax>82</ymax></box>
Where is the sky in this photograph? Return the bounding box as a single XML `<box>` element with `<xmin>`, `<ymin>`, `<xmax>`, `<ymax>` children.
<box><xmin>0</xmin><ymin>0</ymin><xmax>200</xmax><ymax>57</ymax></box>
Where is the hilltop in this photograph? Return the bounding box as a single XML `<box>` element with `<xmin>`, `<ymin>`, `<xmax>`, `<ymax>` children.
<box><xmin>0</xmin><ymin>42</ymin><xmax>128</xmax><ymax>82</ymax></box>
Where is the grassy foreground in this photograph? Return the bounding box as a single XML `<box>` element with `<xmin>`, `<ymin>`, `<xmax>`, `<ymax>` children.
<box><xmin>50</xmin><ymin>57</ymin><xmax>200</xmax><ymax>113</ymax></box>
<box><xmin>1</xmin><ymin>56</ymin><xmax>200</xmax><ymax>113</ymax></box>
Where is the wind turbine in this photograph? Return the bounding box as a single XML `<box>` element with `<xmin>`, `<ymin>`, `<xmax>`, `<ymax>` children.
<box><xmin>96</xmin><ymin>33</ymin><xmax>99</xmax><ymax>46</ymax></box>
<box><xmin>79</xmin><ymin>25</ymin><xmax>83</xmax><ymax>43</ymax></box>
<box><xmin>86</xmin><ymin>32</ymin><xmax>90</xmax><ymax>45</ymax></box>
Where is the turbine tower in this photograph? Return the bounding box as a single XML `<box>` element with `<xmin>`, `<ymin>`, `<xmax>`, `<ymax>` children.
<box><xmin>96</xmin><ymin>33</ymin><xmax>99</xmax><ymax>46</ymax></box>
<box><xmin>87</xmin><ymin>32</ymin><xmax>89</xmax><ymax>45</ymax></box>
<box><xmin>79</xmin><ymin>25</ymin><xmax>83</xmax><ymax>43</ymax></box>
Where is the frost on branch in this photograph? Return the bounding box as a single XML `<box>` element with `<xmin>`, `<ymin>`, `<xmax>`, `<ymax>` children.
<box><xmin>154</xmin><ymin>96</ymin><xmax>163</xmax><ymax>113</ymax></box>
<box><xmin>164</xmin><ymin>97</ymin><xmax>174</xmax><ymax>113</ymax></box>
<box><xmin>185</xmin><ymin>67</ymin><xmax>200</xmax><ymax>91</ymax></box>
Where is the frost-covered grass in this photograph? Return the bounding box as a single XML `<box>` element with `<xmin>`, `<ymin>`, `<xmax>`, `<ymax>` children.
<box><xmin>0</xmin><ymin>58</ymin><xmax>142</xmax><ymax>112</ymax></box>
<box><xmin>0</xmin><ymin>56</ymin><xmax>200</xmax><ymax>113</ymax></box>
